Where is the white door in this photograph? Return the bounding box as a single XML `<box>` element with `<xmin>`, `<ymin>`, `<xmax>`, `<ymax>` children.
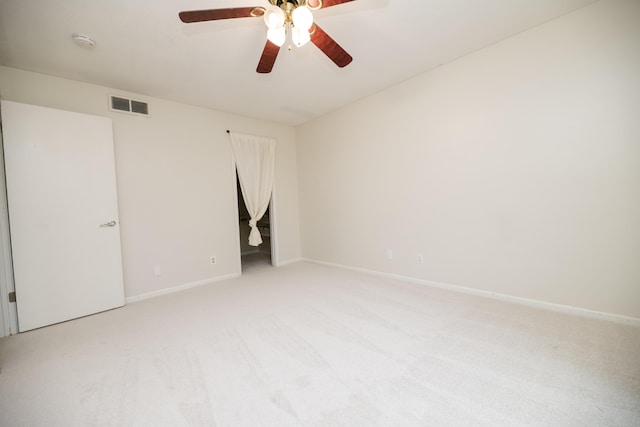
<box><xmin>1</xmin><ymin>100</ymin><xmax>125</xmax><ymax>332</ymax></box>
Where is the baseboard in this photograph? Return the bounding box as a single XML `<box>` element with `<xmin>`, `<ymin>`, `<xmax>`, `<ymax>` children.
<box><xmin>276</xmin><ymin>257</ymin><xmax>302</xmax><ymax>267</ymax></box>
<box><xmin>241</xmin><ymin>249</ymin><xmax>259</xmax><ymax>256</ymax></box>
<box><xmin>302</xmin><ymin>258</ymin><xmax>640</xmax><ymax>327</ymax></box>
<box><xmin>125</xmin><ymin>273</ymin><xmax>240</xmax><ymax>304</ymax></box>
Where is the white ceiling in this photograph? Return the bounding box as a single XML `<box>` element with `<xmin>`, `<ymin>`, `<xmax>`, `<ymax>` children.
<box><xmin>0</xmin><ymin>0</ymin><xmax>595</xmax><ymax>126</ymax></box>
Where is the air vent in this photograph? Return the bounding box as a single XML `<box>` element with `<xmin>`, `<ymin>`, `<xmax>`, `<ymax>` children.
<box><xmin>109</xmin><ymin>95</ymin><xmax>150</xmax><ymax>116</ymax></box>
<box><xmin>131</xmin><ymin>100</ymin><xmax>148</xmax><ymax>115</ymax></box>
<box><xmin>111</xmin><ymin>96</ymin><xmax>130</xmax><ymax>112</ymax></box>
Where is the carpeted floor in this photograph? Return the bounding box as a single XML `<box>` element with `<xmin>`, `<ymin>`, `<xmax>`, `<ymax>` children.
<box><xmin>0</xmin><ymin>261</ymin><xmax>639</xmax><ymax>426</ymax></box>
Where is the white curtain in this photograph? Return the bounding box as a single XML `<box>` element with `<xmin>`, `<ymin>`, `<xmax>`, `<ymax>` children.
<box><xmin>230</xmin><ymin>132</ymin><xmax>276</xmax><ymax>246</ymax></box>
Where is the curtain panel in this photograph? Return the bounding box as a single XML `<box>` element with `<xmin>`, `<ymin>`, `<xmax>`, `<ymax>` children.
<box><xmin>230</xmin><ymin>132</ymin><xmax>276</xmax><ymax>246</ymax></box>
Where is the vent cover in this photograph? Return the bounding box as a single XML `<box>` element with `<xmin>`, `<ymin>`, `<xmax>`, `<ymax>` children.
<box><xmin>109</xmin><ymin>95</ymin><xmax>149</xmax><ymax>116</ymax></box>
<box><xmin>130</xmin><ymin>100</ymin><xmax>149</xmax><ymax>115</ymax></box>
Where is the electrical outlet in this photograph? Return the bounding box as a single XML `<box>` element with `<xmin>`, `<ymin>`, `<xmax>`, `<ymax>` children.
<box><xmin>210</xmin><ymin>256</ymin><xmax>216</xmax><ymax>265</ymax></box>
<box><xmin>386</xmin><ymin>249</ymin><xmax>393</xmax><ymax>260</ymax></box>
<box><xmin>153</xmin><ymin>265</ymin><xmax>161</xmax><ymax>277</ymax></box>
<box><xmin>417</xmin><ymin>253</ymin><xmax>424</xmax><ymax>264</ymax></box>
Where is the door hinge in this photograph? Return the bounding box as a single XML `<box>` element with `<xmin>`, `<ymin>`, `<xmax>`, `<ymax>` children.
<box><xmin>8</xmin><ymin>291</ymin><xmax>16</xmax><ymax>303</ymax></box>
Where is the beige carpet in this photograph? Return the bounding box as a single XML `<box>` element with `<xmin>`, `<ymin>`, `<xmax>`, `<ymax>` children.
<box><xmin>0</xmin><ymin>261</ymin><xmax>638</xmax><ymax>426</ymax></box>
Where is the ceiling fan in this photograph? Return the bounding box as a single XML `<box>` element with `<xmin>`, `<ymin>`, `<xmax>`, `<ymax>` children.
<box><xmin>179</xmin><ymin>0</ymin><xmax>355</xmax><ymax>73</ymax></box>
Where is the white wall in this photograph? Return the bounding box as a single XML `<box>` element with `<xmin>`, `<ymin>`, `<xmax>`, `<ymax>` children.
<box><xmin>0</xmin><ymin>66</ymin><xmax>301</xmax><ymax>303</ymax></box>
<box><xmin>296</xmin><ymin>0</ymin><xmax>640</xmax><ymax>319</ymax></box>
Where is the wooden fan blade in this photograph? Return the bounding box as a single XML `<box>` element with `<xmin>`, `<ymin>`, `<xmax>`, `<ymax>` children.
<box><xmin>310</xmin><ymin>24</ymin><xmax>353</xmax><ymax>68</ymax></box>
<box><xmin>257</xmin><ymin>40</ymin><xmax>281</xmax><ymax>73</ymax></box>
<box><xmin>179</xmin><ymin>7</ymin><xmax>264</xmax><ymax>23</ymax></box>
<box><xmin>307</xmin><ymin>0</ymin><xmax>356</xmax><ymax>9</ymax></box>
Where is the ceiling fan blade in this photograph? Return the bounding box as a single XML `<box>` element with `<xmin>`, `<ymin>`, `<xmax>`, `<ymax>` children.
<box><xmin>179</xmin><ymin>7</ymin><xmax>264</xmax><ymax>23</ymax></box>
<box><xmin>307</xmin><ymin>0</ymin><xmax>356</xmax><ymax>9</ymax></box>
<box><xmin>257</xmin><ymin>40</ymin><xmax>281</xmax><ymax>73</ymax></box>
<box><xmin>310</xmin><ymin>24</ymin><xmax>353</xmax><ymax>68</ymax></box>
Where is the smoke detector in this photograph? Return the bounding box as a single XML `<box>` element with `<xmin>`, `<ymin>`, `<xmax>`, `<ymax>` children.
<box><xmin>72</xmin><ymin>33</ymin><xmax>96</xmax><ymax>48</ymax></box>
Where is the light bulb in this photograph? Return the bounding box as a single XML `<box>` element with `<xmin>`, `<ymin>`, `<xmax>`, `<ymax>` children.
<box><xmin>263</xmin><ymin>5</ymin><xmax>285</xmax><ymax>29</ymax></box>
<box><xmin>291</xmin><ymin>26</ymin><xmax>311</xmax><ymax>47</ymax></box>
<box><xmin>267</xmin><ymin>27</ymin><xmax>286</xmax><ymax>47</ymax></box>
<box><xmin>292</xmin><ymin>6</ymin><xmax>313</xmax><ymax>30</ymax></box>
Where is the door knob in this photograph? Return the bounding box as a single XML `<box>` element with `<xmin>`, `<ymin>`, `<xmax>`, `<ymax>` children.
<box><xmin>100</xmin><ymin>220</ymin><xmax>117</xmax><ymax>227</ymax></box>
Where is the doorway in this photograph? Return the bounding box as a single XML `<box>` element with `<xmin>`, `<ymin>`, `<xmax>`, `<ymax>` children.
<box><xmin>236</xmin><ymin>174</ymin><xmax>273</xmax><ymax>271</ymax></box>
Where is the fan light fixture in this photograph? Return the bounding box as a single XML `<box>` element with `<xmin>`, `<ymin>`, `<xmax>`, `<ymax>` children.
<box><xmin>263</xmin><ymin>1</ymin><xmax>316</xmax><ymax>48</ymax></box>
<box><xmin>178</xmin><ymin>0</ymin><xmax>353</xmax><ymax>74</ymax></box>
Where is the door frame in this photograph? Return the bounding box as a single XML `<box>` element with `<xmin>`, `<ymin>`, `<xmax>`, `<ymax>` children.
<box><xmin>268</xmin><ymin>192</ymin><xmax>278</xmax><ymax>265</ymax></box>
<box><xmin>0</xmin><ymin>122</ymin><xmax>19</xmax><ymax>337</ymax></box>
